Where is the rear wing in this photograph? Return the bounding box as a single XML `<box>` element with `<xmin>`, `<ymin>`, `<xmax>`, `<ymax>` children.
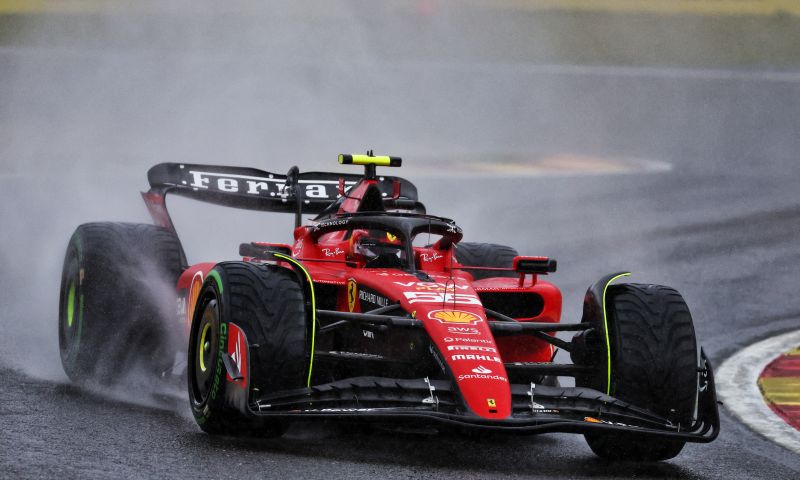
<box><xmin>142</xmin><ymin>162</ymin><xmax>419</xmax><ymax>230</ymax></box>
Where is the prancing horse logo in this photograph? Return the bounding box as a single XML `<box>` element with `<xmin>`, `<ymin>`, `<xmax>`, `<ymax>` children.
<box><xmin>347</xmin><ymin>279</ymin><xmax>358</xmax><ymax>312</ymax></box>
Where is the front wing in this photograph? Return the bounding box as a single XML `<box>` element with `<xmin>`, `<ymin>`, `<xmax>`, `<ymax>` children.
<box><xmin>250</xmin><ymin>352</ymin><xmax>719</xmax><ymax>441</ymax></box>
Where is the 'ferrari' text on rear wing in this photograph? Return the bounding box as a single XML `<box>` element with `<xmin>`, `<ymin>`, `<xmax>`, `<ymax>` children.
<box><xmin>147</xmin><ymin>163</ymin><xmax>418</xmax><ymax>214</ymax></box>
<box><xmin>142</xmin><ymin>162</ymin><xmax>420</xmax><ymax>231</ymax></box>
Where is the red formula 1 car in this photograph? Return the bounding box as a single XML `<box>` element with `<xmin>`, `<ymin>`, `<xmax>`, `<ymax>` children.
<box><xmin>58</xmin><ymin>154</ymin><xmax>718</xmax><ymax>461</ymax></box>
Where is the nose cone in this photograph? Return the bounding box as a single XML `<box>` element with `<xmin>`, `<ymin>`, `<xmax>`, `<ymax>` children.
<box><xmin>356</xmin><ymin>270</ymin><xmax>513</xmax><ymax>419</ymax></box>
<box><xmin>423</xmin><ymin>308</ymin><xmax>511</xmax><ymax>419</ymax></box>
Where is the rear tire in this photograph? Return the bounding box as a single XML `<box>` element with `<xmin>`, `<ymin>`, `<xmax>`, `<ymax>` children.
<box><xmin>188</xmin><ymin>262</ymin><xmax>307</xmax><ymax>436</ymax></box>
<box><xmin>579</xmin><ymin>283</ymin><xmax>698</xmax><ymax>461</ymax></box>
<box><xmin>454</xmin><ymin>242</ymin><xmax>518</xmax><ymax>280</ymax></box>
<box><xmin>58</xmin><ymin>222</ymin><xmax>184</xmax><ymax>385</ymax></box>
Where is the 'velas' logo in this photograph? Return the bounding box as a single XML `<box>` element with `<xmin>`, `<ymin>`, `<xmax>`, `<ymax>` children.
<box><xmin>347</xmin><ymin>279</ymin><xmax>358</xmax><ymax>312</ymax></box>
<box><xmin>428</xmin><ymin>310</ymin><xmax>483</xmax><ymax>325</ymax></box>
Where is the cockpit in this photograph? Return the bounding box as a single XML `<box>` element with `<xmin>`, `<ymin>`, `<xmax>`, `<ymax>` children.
<box><xmin>311</xmin><ymin>212</ymin><xmax>463</xmax><ymax>272</ymax></box>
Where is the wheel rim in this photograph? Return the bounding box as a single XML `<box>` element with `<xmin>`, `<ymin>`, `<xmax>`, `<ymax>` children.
<box><xmin>193</xmin><ymin>298</ymin><xmax>219</xmax><ymax>403</ymax></box>
<box><xmin>60</xmin><ymin>258</ymin><xmax>83</xmax><ymax>364</ymax></box>
<box><xmin>199</xmin><ymin>322</ymin><xmax>212</xmax><ymax>373</ymax></box>
<box><xmin>66</xmin><ymin>281</ymin><xmax>76</xmax><ymax>328</ymax></box>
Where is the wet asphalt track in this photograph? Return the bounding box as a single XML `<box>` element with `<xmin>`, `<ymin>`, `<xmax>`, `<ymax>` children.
<box><xmin>2</xmin><ymin>24</ymin><xmax>800</xmax><ymax>480</ymax></box>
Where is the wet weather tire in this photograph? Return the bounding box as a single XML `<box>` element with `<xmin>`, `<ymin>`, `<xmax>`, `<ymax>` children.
<box><xmin>582</xmin><ymin>283</ymin><xmax>698</xmax><ymax>461</ymax></box>
<box><xmin>58</xmin><ymin>222</ymin><xmax>184</xmax><ymax>385</ymax></box>
<box><xmin>455</xmin><ymin>242</ymin><xmax>518</xmax><ymax>280</ymax></box>
<box><xmin>188</xmin><ymin>262</ymin><xmax>307</xmax><ymax>436</ymax></box>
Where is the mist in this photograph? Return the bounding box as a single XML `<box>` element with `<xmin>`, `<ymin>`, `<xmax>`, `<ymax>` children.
<box><xmin>3</xmin><ymin>0</ymin><xmax>797</xmax><ymax>395</ymax></box>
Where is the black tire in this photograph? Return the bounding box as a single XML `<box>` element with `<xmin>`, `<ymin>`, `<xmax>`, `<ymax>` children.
<box><xmin>188</xmin><ymin>262</ymin><xmax>307</xmax><ymax>436</ymax></box>
<box><xmin>581</xmin><ymin>283</ymin><xmax>698</xmax><ymax>461</ymax></box>
<box><xmin>58</xmin><ymin>222</ymin><xmax>184</xmax><ymax>385</ymax></box>
<box><xmin>454</xmin><ymin>242</ymin><xmax>518</xmax><ymax>280</ymax></box>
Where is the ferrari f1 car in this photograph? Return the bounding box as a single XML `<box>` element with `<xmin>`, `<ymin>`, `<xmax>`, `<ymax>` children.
<box><xmin>59</xmin><ymin>154</ymin><xmax>719</xmax><ymax>461</ymax></box>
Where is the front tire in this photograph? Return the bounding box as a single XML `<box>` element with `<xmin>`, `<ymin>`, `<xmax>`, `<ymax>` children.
<box><xmin>579</xmin><ymin>283</ymin><xmax>699</xmax><ymax>461</ymax></box>
<box><xmin>188</xmin><ymin>262</ymin><xmax>308</xmax><ymax>436</ymax></box>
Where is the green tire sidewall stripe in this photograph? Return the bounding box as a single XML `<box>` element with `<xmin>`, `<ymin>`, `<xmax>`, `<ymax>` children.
<box><xmin>273</xmin><ymin>254</ymin><xmax>317</xmax><ymax>388</ymax></box>
<box><xmin>602</xmin><ymin>272</ymin><xmax>631</xmax><ymax>395</ymax></box>
<box><xmin>208</xmin><ymin>269</ymin><xmax>224</xmax><ymax>294</ymax></box>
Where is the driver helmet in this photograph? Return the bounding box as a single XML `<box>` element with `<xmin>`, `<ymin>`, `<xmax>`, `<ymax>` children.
<box><xmin>353</xmin><ymin>230</ymin><xmax>405</xmax><ymax>267</ymax></box>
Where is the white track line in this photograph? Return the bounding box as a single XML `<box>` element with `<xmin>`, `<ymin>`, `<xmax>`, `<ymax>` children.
<box><xmin>716</xmin><ymin>329</ymin><xmax>800</xmax><ymax>454</ymax></box>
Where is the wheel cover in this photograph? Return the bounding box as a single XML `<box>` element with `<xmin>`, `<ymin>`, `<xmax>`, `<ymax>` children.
<box><xmin>193</xmin><ymin>298</ymin><xmax>219</xmax><ymax>403</ymax></box>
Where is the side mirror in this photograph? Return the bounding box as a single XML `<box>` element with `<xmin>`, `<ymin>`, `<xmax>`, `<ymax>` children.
<box><xmin>513</xmin><ymin>256</ymin><xmax>557</xmax><ymax>274</ymax></box>
<box><xmin>239</xmin><ymin>242</ymin><xmax>293</xmax><ymax>260</ymax></box>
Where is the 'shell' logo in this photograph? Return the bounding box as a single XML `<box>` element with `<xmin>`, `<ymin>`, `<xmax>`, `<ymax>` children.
<box><xmin>428</xmin><ymin>310</ymin><xmax>482</xmax><ymax>325</ymax></box>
